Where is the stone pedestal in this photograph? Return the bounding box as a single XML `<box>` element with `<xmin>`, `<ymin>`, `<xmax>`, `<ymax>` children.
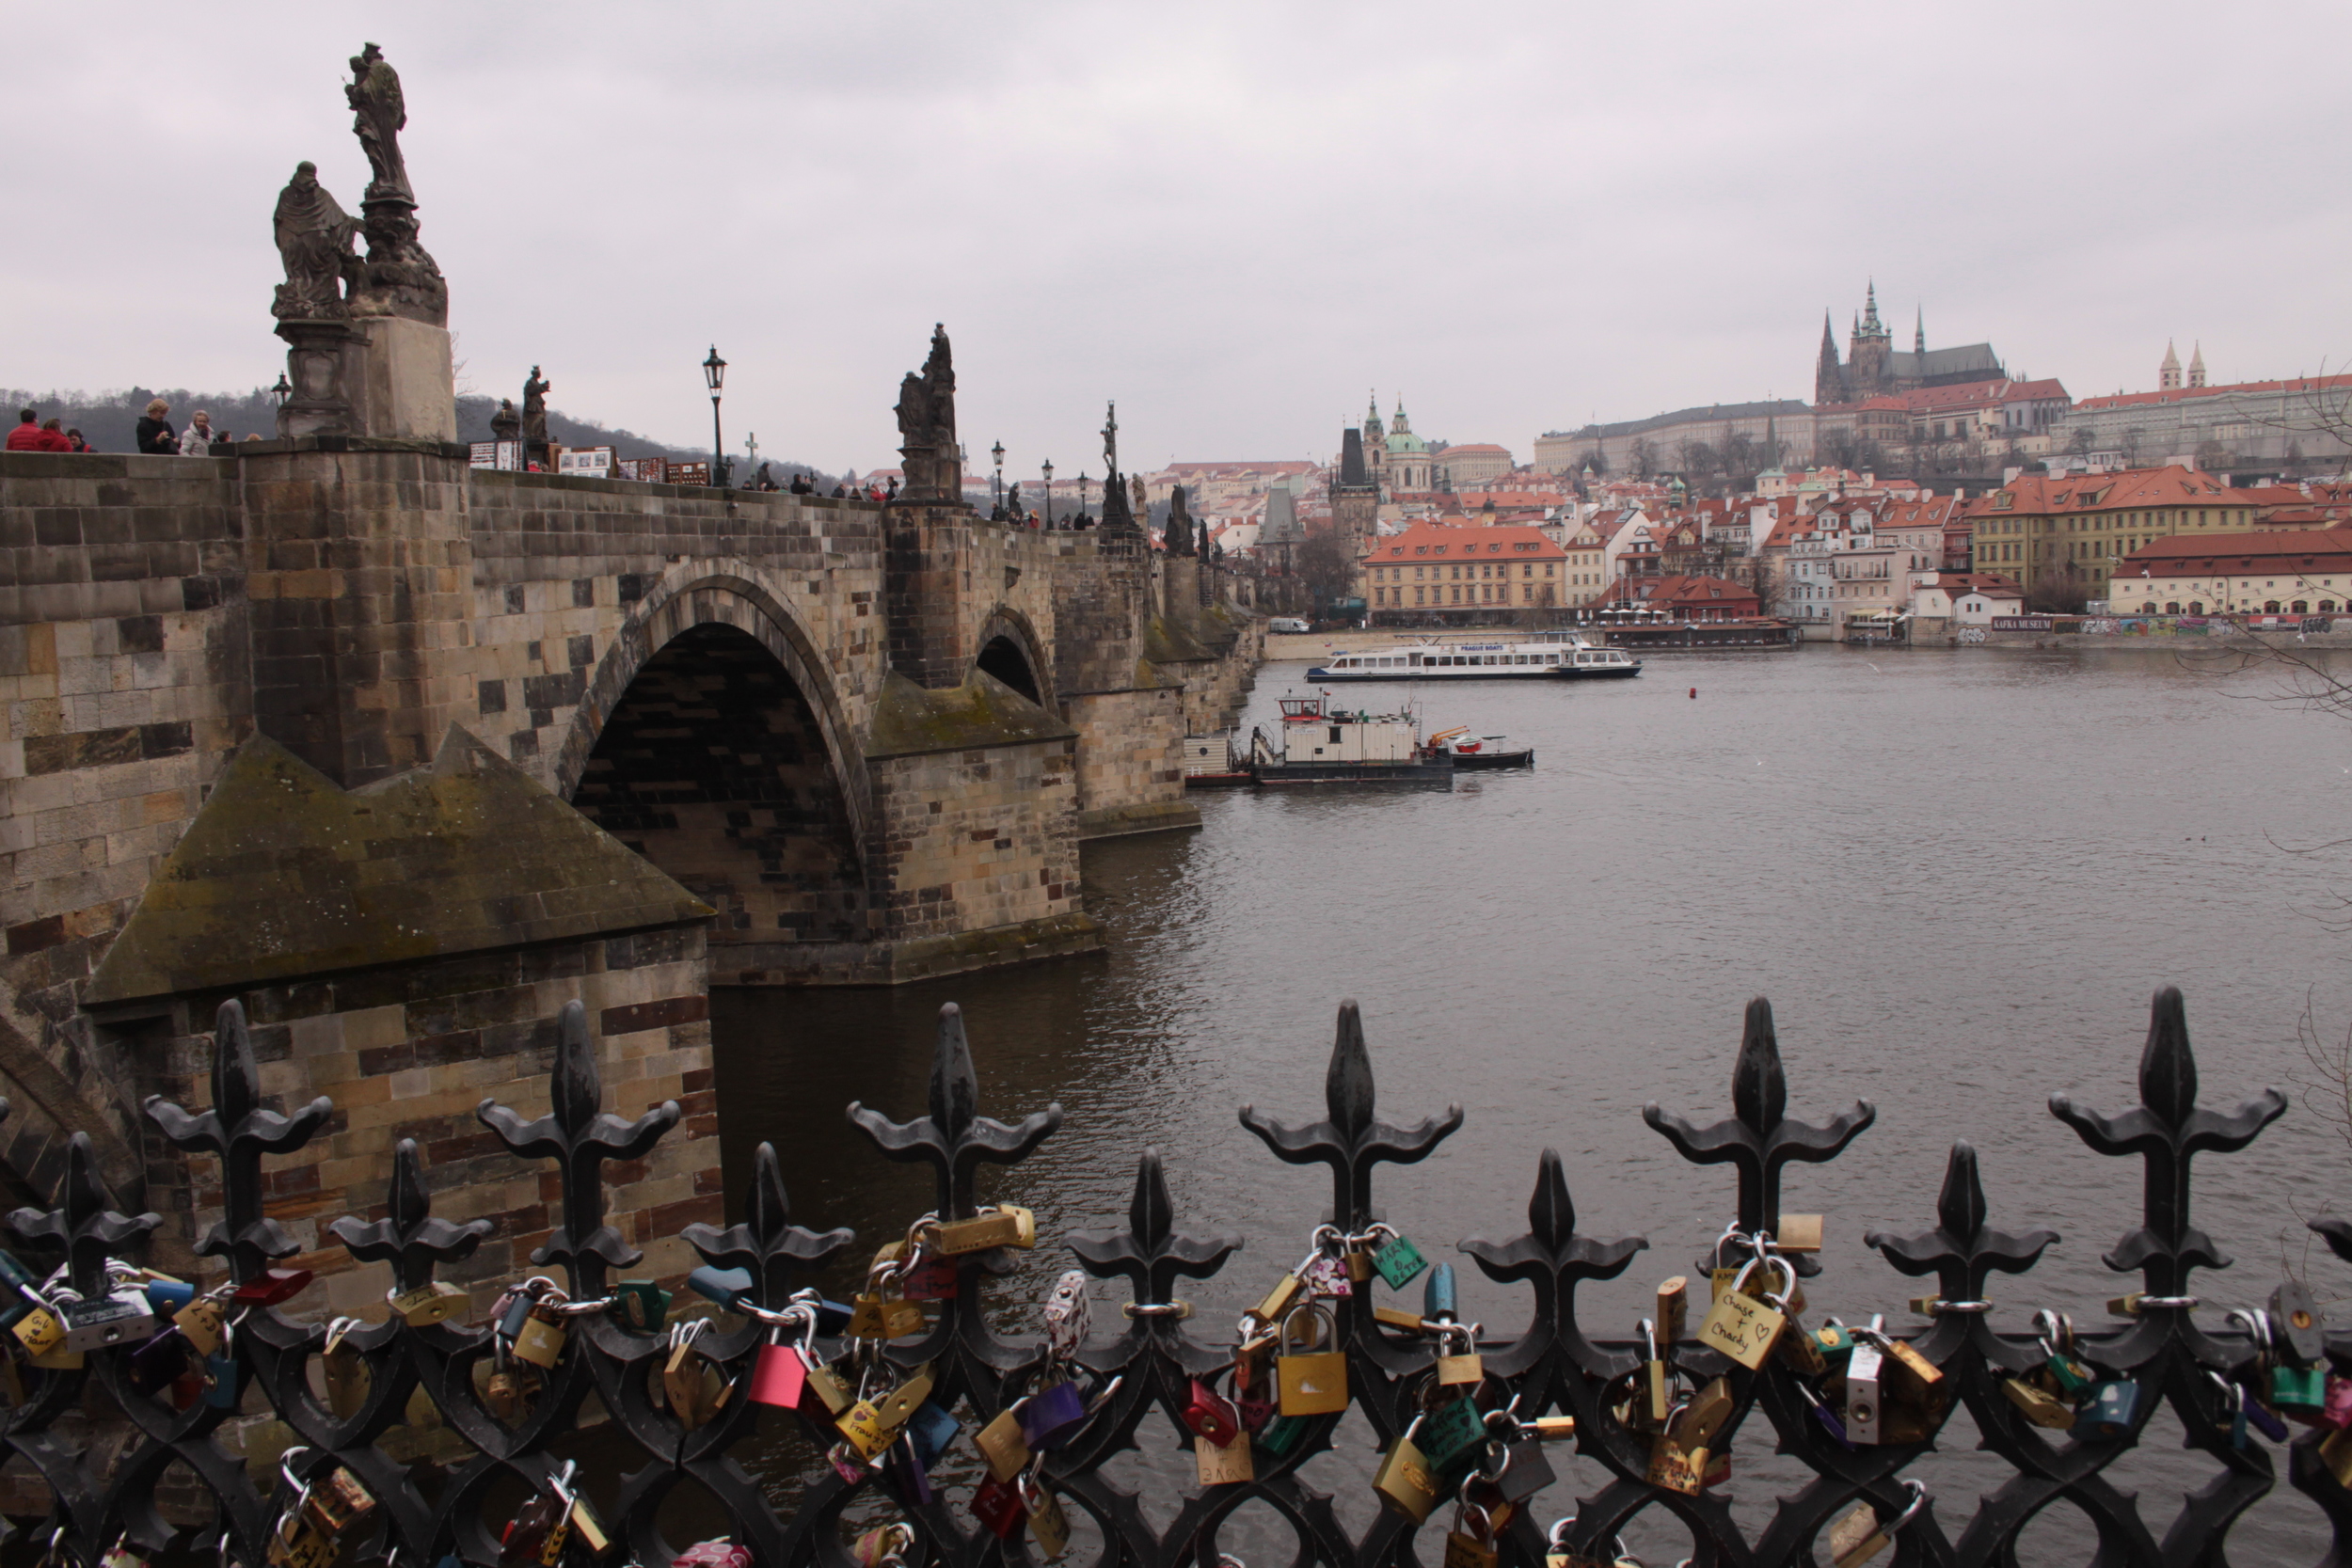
<box><xmin>274</xmin><ymin>319</ymin><xmax>362</xmax><ymax>438</ymax></box>
<box><xmin>349</xmin><ymin>314</ymin><xmax>457</xmax><ymax>441</ymax></box>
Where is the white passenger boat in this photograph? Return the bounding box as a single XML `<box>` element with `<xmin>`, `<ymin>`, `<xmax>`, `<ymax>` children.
<box><xmin>1307</xmin><ymin>637</ymin><xmax>1641</xmax><ymax>682</ymax></box>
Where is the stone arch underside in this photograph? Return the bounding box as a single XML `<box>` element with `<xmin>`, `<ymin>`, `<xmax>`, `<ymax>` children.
<box><xmin>975</xmin><ymin>607</ymin><xmax>1053</xmax><ymax>709</ymax></box>
<box><xmin>558</xmin><ymin>576</ymin><xmax>874</xmax><ymax>952</ymax></box>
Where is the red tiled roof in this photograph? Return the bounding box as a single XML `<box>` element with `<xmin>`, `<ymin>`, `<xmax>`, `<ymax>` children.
<box><xmin>2115</xmin><ymin>527</ymin><xmax>2352</xmax><ymax>573</ymax></box>
<box><xmin>2073</xmin><ymin>372</ymin><xmax>2352</xmax><ymax>412</ymax></box>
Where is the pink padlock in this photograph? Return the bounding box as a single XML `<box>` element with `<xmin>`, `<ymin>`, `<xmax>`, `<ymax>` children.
<box><xmin>674</xmin><ymin>1544</ymin><xmax>751</xmax><ymax>1568</ymax></box>
<box><xmin>2322</xmin><ymin>1373</ymin><xmax>2352</xmax><ymax>1431</ymax></box>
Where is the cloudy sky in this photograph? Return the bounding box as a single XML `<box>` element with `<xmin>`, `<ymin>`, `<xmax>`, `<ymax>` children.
<box><xmin>6</xmin><ymin>2</ymin><xmax>2348</xmax><ymax>474</ymax></box>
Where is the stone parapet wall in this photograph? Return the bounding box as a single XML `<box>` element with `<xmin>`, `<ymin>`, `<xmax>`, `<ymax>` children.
<box><xmin>145</xmin><ymin>924</ymin><xmax>715</xmax><ymax>1315</ymax></box>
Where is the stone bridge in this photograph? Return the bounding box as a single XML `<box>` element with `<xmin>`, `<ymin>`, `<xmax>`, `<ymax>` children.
<box><xmin>0</xmin><ymin>399</ymin><xmax>1265</xmax><ymax>1271</ymax></box>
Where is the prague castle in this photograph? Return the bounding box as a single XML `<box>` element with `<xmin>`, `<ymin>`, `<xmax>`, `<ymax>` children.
<box><xmin>1814</xmin><ymin>281</ymin><xmax>2007</xmax><ymax>404</ymax></box>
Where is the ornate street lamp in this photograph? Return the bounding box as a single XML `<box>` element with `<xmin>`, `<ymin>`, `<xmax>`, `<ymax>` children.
<box><xmin>270</xmin><ymin>372</ymin><xmax>292</xmax><ymax>409</ymax></box>
<box><xmin>1041</xmin><ymin>458</ymin><xmax>1054</xmax><ymax>528</ymax></box>
<box><xmin>992</xmin><ymin>440</ymin><xmax>1005</xmax><ymax>507</ymax></box>
<box><xmin>702</xmin><ymin>346</ymin><xmax>727</xmax><ymax>487</ymax></box>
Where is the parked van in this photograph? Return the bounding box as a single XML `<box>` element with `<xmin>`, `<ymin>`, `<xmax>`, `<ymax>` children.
<box><xmin>1267</xmin><ymin>617</ymin><xmax>1310</xmax><ymax>634</ymax></box>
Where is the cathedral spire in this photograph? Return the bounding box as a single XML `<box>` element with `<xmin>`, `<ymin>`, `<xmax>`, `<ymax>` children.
<box><xmin>2188</xmin><ymin>341</ymin><xmax>2207</xmax><ymax>389</ymax></box>
<box><xmin>1915</xmin><ymin>306</ymin><xmax>1925</xmax><ymax>356</ymax></box>
<box><xmin>2160</xmin><ymin>340</ymin><xmax>2182</xmax><ymax>391</ymax></box>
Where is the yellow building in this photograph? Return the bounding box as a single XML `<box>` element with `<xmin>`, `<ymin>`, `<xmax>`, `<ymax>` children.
<box><xmin>1562</xmin><ymin>519</ymin><xmax>1609</xmax><ymax>608</ymax></box>
<box><xmin>2110</xmin><ymin>531</ymin><xmax>2352</xmax><ymax>615</ymax></box>
<box><xmin>1363</xmin><ymin>523</ymin><xmax>1566</xmax><ymax>625</ymax></box>
<box><xmin>1968</xmin><ymin>465</ymin><xmax>2260</xmax><ymax>601</ymax></box>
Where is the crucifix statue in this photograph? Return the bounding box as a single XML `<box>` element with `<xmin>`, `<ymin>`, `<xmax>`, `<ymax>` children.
<box><xmin>1101</xmin><ymin>401</ymin><xmax>1119</xmax><ymax>477</ymax></box>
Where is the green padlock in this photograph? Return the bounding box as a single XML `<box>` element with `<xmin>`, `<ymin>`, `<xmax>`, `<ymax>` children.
<box><xmin>1420</xmin><ymin>1393</ymin><xmax>1487</xmax><ymax>1481</ymax></box>
<box><xmin>1258</xmin><ymin>1414</ymin><xmax>1310</xmax><ymax>1457</ymax></box>
<box><xmin>2274</xmin><ymin>1365</ymin><xmax>2328</xmax><ymax>1412</ymax></box>
<box><xmin>1373</xmin><ymin>1232</ymin><xmax>1430</xmax><ymax>1291</ymax></box>
<box><xmin>612</xmin><ymin>1280</ymin><xmax>673</xmax><ymax>1333</ymax></box>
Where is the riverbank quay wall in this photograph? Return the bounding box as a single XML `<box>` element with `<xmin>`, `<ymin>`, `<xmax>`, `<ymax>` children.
<box><xmin>0</xmin><ymin>442</ymin><xmax>1258</xmax><ymax>1227</ymax></box>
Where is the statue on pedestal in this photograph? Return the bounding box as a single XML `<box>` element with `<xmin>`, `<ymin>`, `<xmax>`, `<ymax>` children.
<box><xmin>342</xmin><ymin>41</ymin><xmax>447</xmax><ymax>325</ymax></box>
<box><xmin>1166</xmin><ymin>484</ymin><xmax>1196</xmax><ymax>558</ymax></box>
<box><xmin>490</xmin><ymin>399</ymin><xmax>521</xmax><ymax>444</ymax></box>
<box><xmin>271</xmin><ymin>162</ymin><xmax>358</xmax><ymax>321</ymax></box>
<box><xmin>522</xmin><ymin>369</ymin><xmax>550</xmax><ymax>459</ymax></box>
<box><xmin>893</xmin><ymin>324</ymin><xmax>960</xmax><ymax>501</ymax></box>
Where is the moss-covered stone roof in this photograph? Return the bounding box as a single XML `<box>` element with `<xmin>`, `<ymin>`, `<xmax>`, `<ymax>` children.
<box><xmin>864</xmin><ymin>670</ymin><xmax>1076</xmax><ymax>760</ymax></box>
<box><xmin>85</xmin><ymin>729</ymin><xmax>711</xmax><ymax>1006</ymax></box>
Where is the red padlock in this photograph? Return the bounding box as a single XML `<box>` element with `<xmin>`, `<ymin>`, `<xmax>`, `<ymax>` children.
<box><xmin>2324</xmin><ymin>1373</ymin><xmax>2352</xmax><ymax>1432</ymax></box>
<box><xmin>748</xmin><ymin>1342</ymin><xmax>808</xmax><ymax>1408</ymax></box>
<box><xmin>899</xmin><ymin>1259</ymin><xmax>960</xmax><ymax>1302</ymax></box>
<box><xmin>969</xmin><ymin>1473</ymin><xmax>1027</xmax><ymax>1540</ymax></box>
<box><xmin>1182</xmin><ymin>1377</ymin><xmax>1241</xmax><ymax>1449</ymax></box>
<box><xmin>230</xmin><ymin>1268</ymin><xmax>314</xmax><ymax>1307</ymax></box>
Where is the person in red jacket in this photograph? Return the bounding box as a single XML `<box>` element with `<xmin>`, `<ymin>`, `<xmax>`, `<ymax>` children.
<box><xmin>34</xmin><ymin>420</ymin><xmax>72</xmax><ymax>452</ymax></box>
<box><xmin>5</xmin><ymin>409</ymin><xmax>42</xmax><ymax>451</ymax></box>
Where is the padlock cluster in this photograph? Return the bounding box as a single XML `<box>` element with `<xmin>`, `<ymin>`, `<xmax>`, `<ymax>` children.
<box><xmin>4</xmin><ymin>1248</ymin><xmax>312</xmax><ymax>1411</ymax></box>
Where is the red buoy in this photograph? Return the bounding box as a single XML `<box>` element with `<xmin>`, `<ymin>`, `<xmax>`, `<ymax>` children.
<box><xmin>1689</xmin><ymin>687</ymin><xmax>1697</xmax><ymax>699</ymax></box>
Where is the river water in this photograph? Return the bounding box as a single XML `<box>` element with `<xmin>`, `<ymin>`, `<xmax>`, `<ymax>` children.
<box><xmin>711</xmin><ymin>643</ymin><xmax>2352</xmax><ymax>1560</ymax></box>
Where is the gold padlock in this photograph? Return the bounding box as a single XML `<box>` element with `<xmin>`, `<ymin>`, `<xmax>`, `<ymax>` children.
<box><xmin>1373</xmin><ymin>1431</ymin><xmax>1440</xmax><ymax>1522</ymax></box>
<box><xmin>1656</xmin><ymin>1275</ymin><xmax>1688</xmax><ymax>1345</ymax></box>
<box><xmin>663</xmin><ymin>1334</ymin><xmax>711</xmax><ymax>1428</ymax></box>
<box><xmin>12</xmin><ymin>1307</ymin><xmax>65</xmax><ymax>1359</ymax></box>
<box><xmin>302</xmin><ymin>1467</ymin><xmax>377</xmax><ymax>1535</ymax></box>
<box><xmin>1442</xmin><ymin>1525</ymin><xmax>1499</xmax><ymax>1568</ymax></box>
<box><xmin>267</xmin><ymin>1522</ymin><xmax>336</xmax><ymax>1568</ymax></box>
<box><xmin>976</xmin><ymin>1407</ymin><xmax>1031</xmax><ymax>1481</ymax></box>
<box><xmin>512</xmin><ymin>1307</ymin><xmax>568</xmax><ymax>1370</ymax></box>
<box><xmin>175</xmin><ymin>1297</ymin><xmax>228</xmax><ymax>1355</ymax></box>
<box><xmin>1645</xmin><ymin>1433</ymin><xmax>1707</xmax><ymax>1495</ymax></box>
<box><xmin>836</xmin><ymin>1398</ymin><xmax>894</xmax><ymax>1458</ymax></box>
<box><xmin>389</xmin><ymin>1281</ymin><xmax>469</xmax><ymax>1327</ymax></box>
<box><xmin>1671</xmin><ymin>1378</ymin><xmax>1734</xmax><ymax>1454</ymax></box>
<box><xmin>803</xmin><ymin>1362</ymin><xmax>854</xmax><ymax>1416</ymax></box>
<box><xmin>1776</xmin><ymin>1213</ymin><xmax>1825</xmax><ymax>1253</ymax></box>
<box><xmin>1198</xmin><ymin>1430</ymin><xmax>1254</xmax><ymax>1485</ymax></box>
<box><xmin>323</xmin><ymin>1341</ymin><xmax>369</xmax><ymax>1421</ymax></box>
<box><xmin>1025</xmin><ymin>1480</ymin><xmax>1071</xmax><ymax>1560</ymax></box>
<box><xmin>1828</xmin><ymin>1504</ymin><xmax>1891</xmax><ymax>1568</ymax></box>
<box><xmin>1697</xmin><ymin>1259</ymin><xmax>1789</xmax><ymax>1370</ymax></box>
<box><xmin>1275</xmin><ymin>1303</ymin><xmax>1348</xmax><ymax>1417</ymax></box>
<box><xmin>1435</xmin><ymin>1323</ymin><xmax>1483</xmax><ymax>1386</ymax></box>
<box><xmin>872</xmin><ymin>1364</ymin><xmax>937</xmax><ymax>1432</ymax></box>
<box><xmin>2000</xmin><ymin>1377</ymin><xmax>2076</xmax><ymax>1429</ymax></box>
<box><xmin>1255</xmin><ymin>1273</ymin><xmax>1306</xmax><ymax>1324</ymax></box>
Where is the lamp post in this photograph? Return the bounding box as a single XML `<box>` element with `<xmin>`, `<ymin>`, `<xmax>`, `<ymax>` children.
<box><xmin>702</xmin><ymin>346</ymin><xmax>727</xmax><ymax>487</ymax></box>
<box><xmin>1041</xmin><ymin>459</ymin><xmax>1054</xmax><ymax>529</ymax></box>
<box><xmin>992</xmin><ymin>440</ymin><xmax>1005</xmax><ymax>509</ymax></box>
<box><xmin>1078</xmin><ymin>470</ymin><xmax>1089</xmax><ymax>522</ymax></box>
<box><xmin>270</xmin><ymin>372</ymin><xmax>292</xmax><ymax>409</ymax></box>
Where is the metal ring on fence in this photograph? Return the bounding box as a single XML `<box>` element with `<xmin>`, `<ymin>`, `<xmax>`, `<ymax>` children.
<box><xmin>1929</xmin><ymin>1299</ymin><xmax>1994</xmax><ymax>1314</ymax></box>
<box><xmin>1121</xmin><ymin>1300</ymin><xmax>1193</xmax><ymax>1320</ymax></box>
<box><xmin>2137</xmin><ymin>1295</ymin><xmax>2200</xmax><ymax>1309</ymax></box>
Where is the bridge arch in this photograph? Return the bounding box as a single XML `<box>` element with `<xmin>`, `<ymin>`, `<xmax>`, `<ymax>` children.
<box><xmin>974</xmin><ymin>605</ymin><xmax>1055</xmax><ymax>709</ymax></box>
<box><xmin>554</xmin><ymin>568</ymin><xmax>875</xmax><ymax>949</ymax></box>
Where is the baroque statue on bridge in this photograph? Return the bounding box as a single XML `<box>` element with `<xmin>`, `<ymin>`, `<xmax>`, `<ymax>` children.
<box><xmin>894</xmin><ymin>324</ymin><xmax>960</xmax><ymax>501</ymax></box>
<box><xmin>346</xmin><ymin>43</ymin><xmax>412</xmax><ymax>200</ymax></box>
<box><xmin>270</xmin><ymin>161</ymin><xmax>358</xmax><ymax>321</ymax></box>
<box><xmin>342</xmin><ymin>42</ymin><xmax>447</xmax><ymax>325</ymax></box>
<box><xmin>1165</xmin><ymin>483</ymin><xmax>1196</xmax><ymax>557</ymax></box>
<box><xmin>522</xmin><ymin>368</ymin><xmax>550</xmax><ymax>457</ymax></box>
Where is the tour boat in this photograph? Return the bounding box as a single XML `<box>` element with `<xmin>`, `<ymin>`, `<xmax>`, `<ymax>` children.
<box><xmin>1246</xmin><ymin>693</ymin><xmax>1454</xmax><ymax>786</ymax></box>
<box><xmin>1307</xmin><ymin>637</ymin><xmax>1640</xmax><ymax>682</ymax></box>
<box><xmin>1429</xmin><ymin>727</ymin><xmax>1534</xmax><ymax>770</ymax></box>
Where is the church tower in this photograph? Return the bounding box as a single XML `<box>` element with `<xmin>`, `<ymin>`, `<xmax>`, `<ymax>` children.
<box><xmin>1847</xmin><ymin>281</ymin><xmax>1893</xmax><ymax>397</ymax></box>
<box><xmin>1814</xmin><ymin>311</ymin><xmax>1846</xmax><ymax>405</ymax></box>
<box><xmin>2188</xmin><ymin>342</ymin><xmax>2207</xmax><ymax>389</ymax></box>
<box><xmin>1915</xmin><ymin>306</ymin><xmax>1926</xmax><ymax>357</ymax></box>
<box><xmin>2160</xmin><ymin>341</ymin><xmax>2183</xmax><ymax>391</ymax></box>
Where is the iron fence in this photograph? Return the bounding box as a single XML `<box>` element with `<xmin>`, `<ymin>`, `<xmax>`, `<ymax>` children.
<box><xmin>3</xmin><ymin>987</ymin><xmax>2344</xmax><ymax>1568</ymax></box>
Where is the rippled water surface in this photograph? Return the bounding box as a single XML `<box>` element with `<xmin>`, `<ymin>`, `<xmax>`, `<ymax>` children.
<box><xmin>712</xmin><ymin>643</ymin><xmax>2352</xmax><ymax>1559</ymax></box>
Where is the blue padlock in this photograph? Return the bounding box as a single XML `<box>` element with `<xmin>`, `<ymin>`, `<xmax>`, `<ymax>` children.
<box><xmin>202</xmin><ymin>1351</ymin><xmax>240</xmax><ymax>1409</ymax></box>
<box><xmin>1422</xmin><ymin>1262</ymin><xmax>1457</xmax><ymax>1323</ymax></box>
<box><xmin>2083</xmin><ymin>1380</ymin><xmax>2138</xmax><ymax>1439</ymax></box>
<box><xmin>906</xmin><ymin>1399</ymin><xmax>960</xmax><ymax>1473</ymax></box>
<box><xmin>687</xmin><ymin>1266</ymin><xmax>753</xmax><ymax>1309</ymax></box>
<box><xmin>886</xmin><ymin>1437</ymin><xmax>934</xmax><ymax>1506</ymax></box>
<box><xmin>144</xmin><ymin>1278</ymin><xmax>196</xmax><ymax>1315</ymax></box>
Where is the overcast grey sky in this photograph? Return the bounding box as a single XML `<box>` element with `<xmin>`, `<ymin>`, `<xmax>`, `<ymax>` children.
<box><xmin>6</xmin><ymin>2</ymin><xmax>2348</xmax><ymax>474</ymax></box>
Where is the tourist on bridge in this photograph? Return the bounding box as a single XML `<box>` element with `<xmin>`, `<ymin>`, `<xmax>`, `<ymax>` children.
<box><xmin>7</xmin><ymin>410</ymin><xmax>66</xmax><ymax>451</ymax></box>
<box><xmin>135</xmin><ymin>399</ymin><xmax>179</xmax><ymax>454</ymax></box>
<box><xmin>180</xmin><ymin>411</ymin><xmax>218</xmax><ymax>456</ymax></box>
<box><xmin>66</xmin><ymin>429</ymin><xmax>91</xmax><ymax>452</ymax></box>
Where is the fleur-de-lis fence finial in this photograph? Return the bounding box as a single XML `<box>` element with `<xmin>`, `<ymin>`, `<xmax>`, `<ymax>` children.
<box><xmin>327</xmin><ymin>1137</ymin><xmax>495</xmax><ymax>1291</ymax></box>
<box><xmin>1067</xmin><ymin>1147</ymin><xmax>1242</xmax><ymax>1312</ymax></box>
<box><xmin>681</xmin><ymin>1141</ymin><xmax>855</xmax><ymax>1308</ymax></box>
<box><xmin>1238</xmin><ymin>999</ymin><xmax>1461</xmax><ymax>1227</ymax></box>
<box><xmin>478</xmin><ymin>998</ymin><xmax>679</xmax><ymax>1295</ymax></box>
<box><xmin>1644</xmin><ymin>996</ymin><xmax>1873</xmax><ymax>1271</ymax></box>
<box><xmin>847</xmin><ymin>1003</ymin><xmax>1060</xmax><ymax>1217</ymax></box>
<box><xmin>2049</xmin><ymin>987</ymin><xmax>2283</xmax><ymax>1297</ymax></box>
<box><xmin>1461</xmin><ymin>1148</ymin><xmax>1645</xmax><ymax>1371</ymax></box>
<box><xmin>145</xmin><ymin>997</ymin><xmax>331</xmax><ymax>1281</ymax></box>
<box><xmin>7</xmin><ymin>1132</ymin><xmax>158</xmax><ymax>1296</ymax></box>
